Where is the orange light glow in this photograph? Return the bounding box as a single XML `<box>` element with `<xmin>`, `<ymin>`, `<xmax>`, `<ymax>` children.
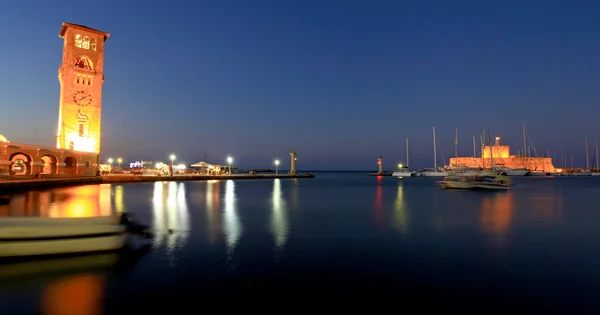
<box><xmin>67</xmin><ymin>133</ymin><xmax>97</xmax><ymax>153</ymax></box>
<box><xmin>42</xmin><ymin>274</ymin><xmax>104</xmax><ymax>315</ymax></box>
<box><xmin>480</xmin><ymin>193</ymin><xmax>514</xmax><ymax>235</ymax></box>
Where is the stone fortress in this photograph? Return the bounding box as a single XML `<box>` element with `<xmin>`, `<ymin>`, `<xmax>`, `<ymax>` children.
<box><xmin>448</xmin><ymin>137</ymin><xmax>556</xmax><ymax>173</ymax></box>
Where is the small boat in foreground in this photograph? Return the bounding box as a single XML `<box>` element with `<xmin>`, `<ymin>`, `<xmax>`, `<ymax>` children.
<box><xmin>438</xmin><ymin>174</ymin><xmax>511</xmax><ymax>190</ymax></box>
<box><xmin>0</xmin><ymin>213</ymin><xmax>152</xmax><ymax>259</ymax></box>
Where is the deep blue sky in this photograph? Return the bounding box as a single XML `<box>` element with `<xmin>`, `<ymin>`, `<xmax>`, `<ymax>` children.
<box><xmin>1</xmin><ymin>0</ymin><xmax>599</xmax><ymax>170</ymax></box>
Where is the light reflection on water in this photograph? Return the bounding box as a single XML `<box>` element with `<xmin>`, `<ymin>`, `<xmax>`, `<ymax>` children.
<box><xmin>151</xmin><ymin>182</ymin><xmax>190</xmax><ymax>264</ymax></box>
<box><xmin>392</xmin><ymin>182</ymin><xmax>409</xmax><ymax>235</ymax></box>
<box><xmin>205</xmin><ymin>180</ymin><xmax>221</xmax><ymax>244</ymax></box>
<box><xmin>270</xmin><ymin>179</ymin><xmax>288</xmax><ymax>254</ymax></box>
<box><xmin>42</xmin><ymin>273</ymin><xmax>105</xmax><ymax>315</ymax></box>
<box><xmin>223</xmin><ymin>180</ymin><xmax>242</xmax><ymax>264</ymax></box>
<box><xmin>0</xmin><ymin>185</ymin><xmax>113</xmax><ymax>218</ymax></box>
<box><xmin>0</xmin><ymin>175</ymin><xmax>597</xmax><ymax>313</ymax></box>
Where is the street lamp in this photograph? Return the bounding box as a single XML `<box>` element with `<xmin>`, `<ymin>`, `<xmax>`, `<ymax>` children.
<box><xmin>117</xmin><ymin>158</ymin><xmax>122</xmax><ymax>168</ymax></box>
<box><xmin>170</xmin><ymin>154</ymin><xmax>176</xmax><ymax>167</ymax></box>
<box><xmin>275</xmin><ymin>159</ymin><xmax>280</xmax><ymax>175</ymax></box>
<box><xmin>227</xmin><ymin>156</ymin><xmax>233</xmax><ymax>175</ymax></box>
<box><xmin>107</xmin><ymin>158</ymin><xmax>113</xmax><ymax>165</ymax></box>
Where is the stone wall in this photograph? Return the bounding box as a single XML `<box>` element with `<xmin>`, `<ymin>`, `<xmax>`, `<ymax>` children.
<box><xmin>449</xmin><ymin>156</ymin><xmax>556</xmax><ymax>172</ymax></box>
<box><xmin>0</xmin><ymin>141</ymin><xmax>98</xmax><ymax>177</ymax></box>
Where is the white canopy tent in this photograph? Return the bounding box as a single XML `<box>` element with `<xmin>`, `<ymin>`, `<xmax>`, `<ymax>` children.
<box><xmin>190</xmin><ymin>161</ymin><xmax>213</xmax><ymax>168</ymax></box>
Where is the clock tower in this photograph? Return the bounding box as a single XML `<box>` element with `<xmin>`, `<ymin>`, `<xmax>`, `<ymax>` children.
<box><xmin>56</xmin><ymin>22</ymin><xmax>109</xmax><ymax>153</ymax></box>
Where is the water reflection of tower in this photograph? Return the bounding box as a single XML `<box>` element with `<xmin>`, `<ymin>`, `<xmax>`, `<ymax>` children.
<box><xmin>392</xmin><ymin>182</ymin><xmax>410</xmax><ymax>234</ymax></box>
<box><xmin>42</xmin><ymin>273</ymin><xmax>106</xmax><ymax>315</ymax></box>
<box><xmin>290</xmin><ymin>178</ymin><xmax>299</xmax><ymax>210</ymax></box>
<box><xmin>1</xmin><ymin>186</ymin><xmax>111</xmax><ymax>218</ymax></box>
<box><xmin>373</xmin><ymin>176</ymin><xmax>385</xmax><ymax>230</ymax></box>
<box><xmin>480</xmin><ymin>192</ymin><xmax>515</xmax><ymax>250</ymax></box>
<box><xmin>49</xmin><ymin>186</ymin><xmax>112</xmax><ymax>218</ymax></box>
<box><xmin>270</xmin><ymin>179</ymin><xmax>288</xmax><ymax>253</ymax></box>
<box><xmin>223</xmin><ymin>180</ymin><xmax>242</xmax><ymax>259</ymax></box>
<box><xmin>205</xmin><ymin>180</ymin><xmax>221</xmax><ymax>244</ymax></box>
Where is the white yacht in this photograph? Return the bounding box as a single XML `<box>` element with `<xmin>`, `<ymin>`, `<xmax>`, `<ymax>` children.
<box><xmin>495</xmin><ymin>166</ymin><xmax>530</xmax><ymax>176</ymax></box>
<box><xmin>421</xmin><ymin>127</ymin><xmax>448</xmax><ymax>177</ymax></box>
<box><xmin>420</xmin><ymin>168</ymin><xmax>448</xmax><ymax>177</ymax></box>
<box><xmin>566</xmin><ymin>169</ymin><xmax>592</xmax><ymax>176</ymax></box>
<box><xmin>446</xmin><ymin>166</ymin><xmax>484</xmax><ymax>176</ymax></box>
<box><xmin>527</xmin><ymin>170</ymin><xmax>548</xmax><ymax>176</ymax></box>
<box><xmin>393</xmin><ymin>138</ymin><xmax>416</xmax><ymax>177</ymax></box>
<box><xmin>393</xmin><ymin>166</ymin><xmax>413</xmax><ymax>177</ymax></box>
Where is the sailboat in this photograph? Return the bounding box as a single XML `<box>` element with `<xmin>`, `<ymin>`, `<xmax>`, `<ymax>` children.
<box><xmin>446</xmin><ymin>128</ymin><xmax>486</xmax><ymax>176</ymax></box>
<box><xmin>593</xmin><ymin>140</ymin><xmax>600</xmax><ymax>176</ymax></box>
<box><xmin>393</xmin><ymin>138</ymin><xmax>416</xmax><ymax>177</ymax></box>
<box><xmin>420</xmin><ymin>126</ymin><xmax>448</xmax><ymax>177</ymax></box>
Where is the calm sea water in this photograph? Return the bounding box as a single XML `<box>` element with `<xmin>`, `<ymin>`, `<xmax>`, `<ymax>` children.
<box><xmin>1</xmin><ymin>172</ymin><xmax>600</xmax><ymax>314</ymax></box>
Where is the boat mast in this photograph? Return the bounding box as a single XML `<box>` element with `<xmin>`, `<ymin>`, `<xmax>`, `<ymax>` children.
<box><xmin>454</xmin><ymin>128</ymin><xmax>458</xmax><ymax>165</ymax></box>
<box><xmin>585</xmin><ymin>138</ymin><xmax>589</xmax><ymax>169</ymax></box>
<box><xmin>488</xmin><ymin>128</ymin><xmax>494</xmax><ymax>170</ymax></box>
<box><xmin>522</xmin><ymin>125</ymin><xmax>527</xmax><ymax>158</ymax></box>
<box><xmin>406</xmin><ymin>137</ymin><xmax>409</xmax><ymax>168</ymax></box>
<box><xmin>433</xmin><ymin>126</ymin><xmax>437</xmax><ymax>169</ymax></box>
<box><xmin>596</xmin><ymin>140</ymin><xmax>598</xmax><ymax>172</ymax></box>
<box><xmin>480</xmin><ymin>130</ymin><xmax>485</xmax><ymax>168</ymax></box>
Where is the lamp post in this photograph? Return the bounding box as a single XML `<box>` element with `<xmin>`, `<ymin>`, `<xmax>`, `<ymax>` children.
<box><xmin>107</xmin><ymin>158</ymin><xmax>113</xmax><ymax>166</ymax></box>
<box><xmin>117</xmin><ymin>158</ymin><xmax>122</xmax><ymax>169</ymax></box>
<box><xmin>227</xmin><ymin>156</ymin><xmax>233</xmax><ymax>175</ymax></box>
<box><xmin>170</xmin><ymin>154</ymin><xmax>176</xmax><ymax>167</ymax></box>
<box><xmin>275</xmin><ymin>159</ymin><xmax>280</xmax><ymax>175</ymax></box>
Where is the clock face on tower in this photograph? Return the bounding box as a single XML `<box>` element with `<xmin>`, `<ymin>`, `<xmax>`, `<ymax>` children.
<box><xmin>73</xmin><ymin>90</ymin><xmax>93</xmax><ymax>107</ymax></box>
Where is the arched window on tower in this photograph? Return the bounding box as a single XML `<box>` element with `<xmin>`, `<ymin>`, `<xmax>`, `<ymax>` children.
<box><xmin>75</xmin><ymin>57</ymin><xmax>93</xmax><ymax>71</ymax></box>
<box><xmin>82</xmin><ymin>36</ymin><xmax>90</xmax><ymax>49</ymax></box>
<box><xmin>90</xmin><ymin>39</ymin><xmax>97</xmax><ymax>51</ymax></box>
<box><xmin>75</xmin><ymin>34</ymin><xmax>82</xmax><ymax>48</ymax></box>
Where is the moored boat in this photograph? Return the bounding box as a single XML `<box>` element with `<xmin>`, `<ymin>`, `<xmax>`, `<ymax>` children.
<box><xmin>438</xmin><ymin>174</ymin><xmax>511</xmax><ymax>190</ymax></box>
<box><xmin>0</xmin><ymin>214</ymin><xmax>152</xmax><ymax>259</ymax></box>
<box><xmin>420</xmin><ymin>168</ymin><xmax>448</xmax><ymax>177</ymax></box>
<box><xmin>393</xmin><ymin>138</ymin><xmax>417</xmax><ymax>177</ymax></box>
<box><xmin>392</xmin><ymin>167</ymin><xmax>414</xmax><ymax>177</ymax></box>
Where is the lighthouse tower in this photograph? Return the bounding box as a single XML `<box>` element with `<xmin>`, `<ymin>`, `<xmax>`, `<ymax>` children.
<box><xmin>289</xmin><ymin>149</ymin><xmax>297</xmax><ymax>175</ymax></box>
<box><xmin>377</xmin><ymin>156</ymin><xmax>383</xmax><ymax>174</ymax></box>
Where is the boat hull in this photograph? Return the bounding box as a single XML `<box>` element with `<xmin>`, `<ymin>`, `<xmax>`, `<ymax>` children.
<box><xmin>0</xmin><ymin>217</ymin><xmax>127</xmax><ymax>259</ymax></box>
<box><xmin>420</xmin><ymin>171</ymin><xmax>448</xmax><ymax>177</ymax></box>
<box><xmin>392</xmin><ymin>171</ymin><xmax>413</xmax><ymax>177</ymax></box>
<box><xmin>527</xmin><ymin>171</ymin><xmax>548</xmax><ymax>176</ymax></box>
<box><xmin>438</xmin><ymin>181</ymin><xmax>475</xmax><ymax>189</ymax></box>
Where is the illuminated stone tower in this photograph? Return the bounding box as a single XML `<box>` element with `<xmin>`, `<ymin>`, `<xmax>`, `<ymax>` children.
<box><xmin>289</xmin><ymin>149</ymin><xmax>297</xmax><ymax>175</ymax></box>
<box><xmin>378</xmin><ymin>156</ymin><xmax>383</xmax><ymax>173</ymax></box>
<box><xmin>56</xmin><ymin>22</ymin><xmax>109</xmax><ymax>153</ymax></box>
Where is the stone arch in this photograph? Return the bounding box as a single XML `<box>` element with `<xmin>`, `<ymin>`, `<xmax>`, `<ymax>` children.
<box><xmin>40</xmin><ymin>154</ymin><xmax>58</xmax><ymax>175</ymax></box>
<box><xmin>9</xmin><ymin>152</ymin><xmax>32</xmax><ymax>176</ymax></box>
<box><xmin>64</xmin><ymin>156</ymin><xmax>78</xmax><ymax>176</ymax></box>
